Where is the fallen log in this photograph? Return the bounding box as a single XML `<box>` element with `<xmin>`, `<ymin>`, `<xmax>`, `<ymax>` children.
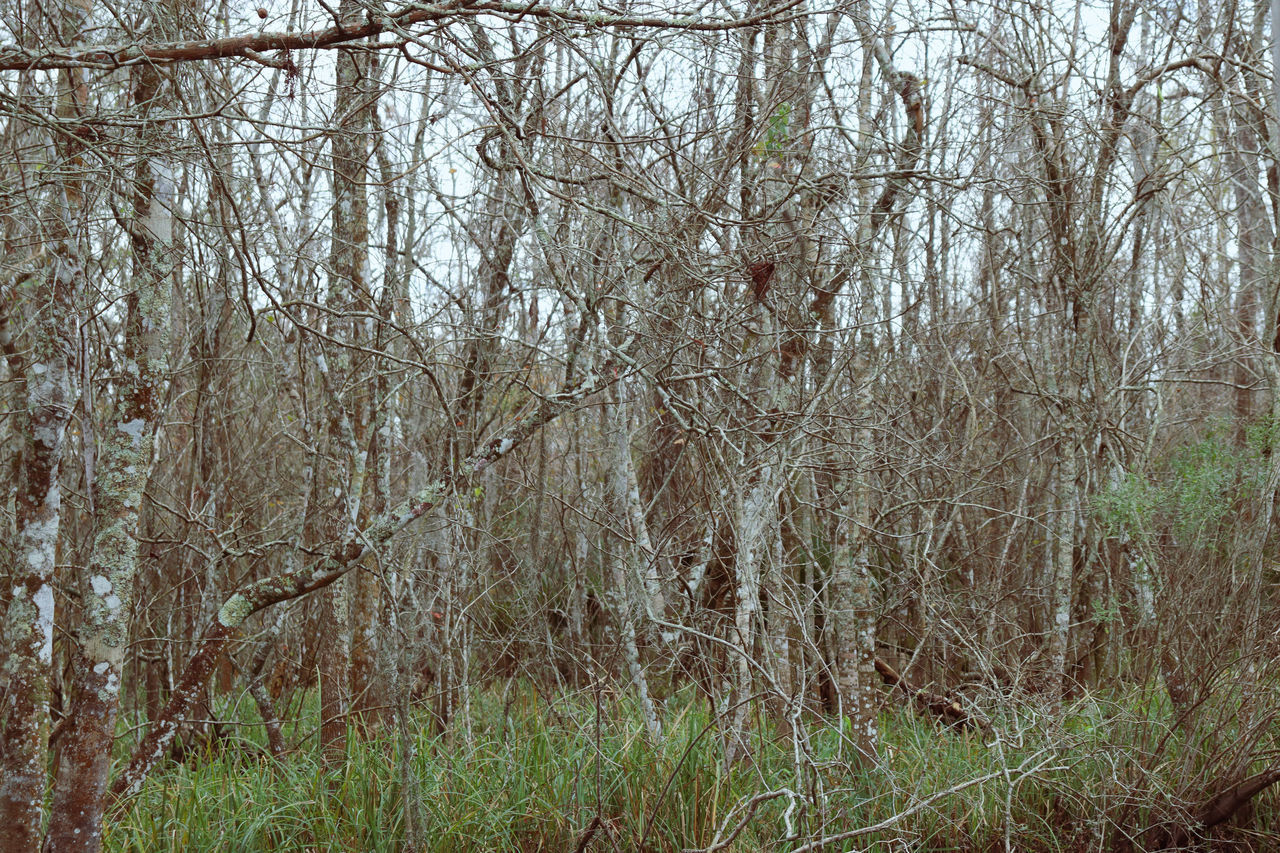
<box><xmin>873</xmin><ymin>656</ymin><xmax>992</xmax><ymax>735</ymax></box>
<box><xmin>1142</xmin><ymin>765</ymin><xmax>1280</xmax><ymax>850</ymax></box>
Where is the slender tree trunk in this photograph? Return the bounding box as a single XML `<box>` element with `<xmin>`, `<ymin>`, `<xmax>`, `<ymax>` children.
<box><xmin>610</xmin><ymin>549</ymin><xmax>662</xmax><ymax>741</ymax></box>
<box><xmin>1045</xmin><ymin>435</ymin><xmax>1079</xmax><ymax>705</ymax></box>
<box><xmin>728</xmin><ymin>460</ymin><xmax>773</xmax><ymax>756</ymax></box>
<box><xmin>606</xmin><ymin>387</ymin><xmax>662</xmax><ymax>740</ymax></box>
<box><xmin>614</xmin><ymin>391</ymin><xmax>665</xmax><ymax>622</ymax></box>
<box><xmin>0</xmin><ymin>7</ymin><xmax>86</xmax><ymax>843</ymax></box>
<box><xmin>44</xmin><ymin>52</ymin><xmax>175</xmax><ymax>849</ymax></box>
<box><xmin>830</xmin><ymin>380</ymin><xmax>878</xmax><ymax>762</ymax></box>
<box><xmin>0</xmin><ymin>245</ymin><xmax>79</xmax><ymax>853</ymax></box>
<box><xmin>316</xmin><ymin>0</ymin><xmax>375</xmax><ymax>757</ymax></box>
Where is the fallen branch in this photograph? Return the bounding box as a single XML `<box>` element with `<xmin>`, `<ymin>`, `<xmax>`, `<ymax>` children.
<box><xmin>1145</xmin><ymin>765</ymin><xmax>1280</xmax><ymax>850</ymax></box>
<box><xmin>874</xmin><ymin>656</ymin><xmax>992</xmax><ymax>735</ymax></box>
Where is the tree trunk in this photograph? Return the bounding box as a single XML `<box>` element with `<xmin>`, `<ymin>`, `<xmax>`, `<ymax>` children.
<box><xmin>830</xmin><ymin>388</ymin><xmax>878</xmax><ymax>762</ymax></box>
<box><xmin>0</xmin><ymin>9</ymin><xmax>86</xmax><ymax>844</ymax></box>
<box><xmin>316</xmin><ymin>0</ymin><xmax>375</xmax><ymax>758</ymax></box>
<box><xmin>0</xmin><ymin>245</ymin><xmax>79</xmax><ymax>853</ymax></box>
<box><xmin>45</xmin><ymin>155</ymin><xmax>173</xmax><ymax>853</ymax></box>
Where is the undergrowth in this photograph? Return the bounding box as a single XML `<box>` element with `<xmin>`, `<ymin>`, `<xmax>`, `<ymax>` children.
<box><xmin>105</xmin><ymin>685</ymin><xmax>1280</xmax><ymax>852</ymax></box>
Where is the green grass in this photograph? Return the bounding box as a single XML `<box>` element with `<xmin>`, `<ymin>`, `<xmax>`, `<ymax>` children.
<box><xmin>105</xmin><ymin>685</ymin><xmax>1280</xmax><ymax>852</ymax></box>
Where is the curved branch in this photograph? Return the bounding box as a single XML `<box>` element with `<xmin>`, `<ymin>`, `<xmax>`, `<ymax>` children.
<box><xmin>108</xmin><ymin>363</ymin><xmax>617</xmax><ymax>801</ymax></box>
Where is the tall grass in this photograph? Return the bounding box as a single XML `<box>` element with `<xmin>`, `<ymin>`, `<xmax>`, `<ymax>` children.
<box><xmin>106</xmin><ymin>685</ymin><xmax>1280</xmax><ymax>851</ymax></box>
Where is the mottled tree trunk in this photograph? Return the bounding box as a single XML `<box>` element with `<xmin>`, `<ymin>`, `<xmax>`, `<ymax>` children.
<box><xmin>610</xmin><ymin>549</ymin><xmax>662</xmax><ymax>741</ymax></box>
<box><xmin>728</xmin><ymin>462</ymin><xmax>773</xmax><ymax>756</ymax></box>
<box><xmin>606</xmin><ymin>387</ymin><xmax>662</xmax><ymax>740</ymax></box>
<box><xmin>1044</xmin><ymin>444</ymin><xmax>1079</xmax><ymax>705</ymax></box>
<box><xmin>829</xmin><ymin>391</ymin><xmax>878</xmax><ymax>762</ymax></box>
<box><xmin>0</xmin><ymin>9</ymin><xmax>86</xmax><ymax>844</ymax></box>
<box><xmin>0</xmin><ymin>247</ymin><xmax>79</xmax><ymax>853</ymax></box>
<box><xmin>44</xmin><ymin>53</ymin><xmax>174</xmax><ymax>850</ymax></box>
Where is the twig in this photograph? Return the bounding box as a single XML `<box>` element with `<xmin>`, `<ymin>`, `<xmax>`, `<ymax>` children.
<box><xmin>788</xmin><ymin>753</ymin><xmax>1063</xmax><ymax>852</ymax></box>
<box><xmin>685</xmin><ymin>789</ymin><xmax>798</xmax><ymax>853</ymax></box>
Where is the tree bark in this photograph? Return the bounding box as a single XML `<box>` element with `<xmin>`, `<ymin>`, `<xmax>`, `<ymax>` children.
<box><xmin>830</xmin><ymin>394</ymin><xmax>878</xmax><ymax>761</ymax></box>
<box><xmin>0</xmin><ymin>7</ymin><xmax>86</xmax><ymax>844</ymax></box>
<box><xmin>43</xmin><ymin>45</ymin><xmax>175</xmax><ymax>848</ymax></box>
<box><xmin>0</xmin><ymin>245</ymin><xmax>79</xmax><ymax>853</ymax></box>
<box><xmin>316</xmin><ymin>0</ymin><xmax>375</xmax><ymax>757</ymax></box>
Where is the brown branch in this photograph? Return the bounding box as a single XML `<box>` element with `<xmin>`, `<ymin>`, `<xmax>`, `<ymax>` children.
<box><xmin>1198</xmin><ymin>767</ymin><xmax>1280</xmax><ymax>829</ymax></box>
<box><xmin>571</xmin><ymin>814</ymin><xmax>603</xmax><ymax>853</ymax></box>
<box><xmin>1149</xmin><ymin>765</ymin><xmax>1280</xmax><ymax>849</ymax></box>
<box><xmin>0</xmin><ymin>0</ymin><xmax>804</xmax><ymax>71</ymax></box>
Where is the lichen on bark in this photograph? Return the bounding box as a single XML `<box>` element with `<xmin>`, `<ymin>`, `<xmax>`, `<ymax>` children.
<box><xmin>0</xmin><ymin>247</ymin><xmax>79</xmax><ymax>853</ymax></box>
<box><xmin>218</xmin><ymin>593</ymin><xmax>253</xmax><ymax>627</ymax></box>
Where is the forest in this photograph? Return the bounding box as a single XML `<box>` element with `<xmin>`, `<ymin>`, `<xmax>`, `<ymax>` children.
<box><xmin>4</xmin><ymin>0</ymin><xmax>1280</xmax><ymax>850</ymax></box>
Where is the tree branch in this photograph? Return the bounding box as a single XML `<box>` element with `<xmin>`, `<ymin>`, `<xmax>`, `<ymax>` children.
<box><xmin>0</xmin><ymin>0</ymin><xmax>805</xmax><ymax>71</ymax></box>
<box><xmin>108</xmin><ymin>363</ymin><xmax>616</xmax><ymax>801</ymax></box>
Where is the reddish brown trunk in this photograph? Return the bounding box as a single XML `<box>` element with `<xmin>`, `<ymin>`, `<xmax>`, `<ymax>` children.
<box><xmin>41</xmin><ymin>660</ymin><xmax>120</xmax><ymax>852</ymax></box>
<box><xmin>318</xmin><ymin>584</ymin><xmax>351</xmax><ymax>758</ymax></box>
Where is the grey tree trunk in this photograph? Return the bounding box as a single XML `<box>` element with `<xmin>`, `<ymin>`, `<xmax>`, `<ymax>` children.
<box><xmin>0</xmin><ymin>7</ymin><xmax>86</xmax><ymax>844</ymax></box>
<box><xmin>44</xmin><ymin>47</ymin><xmax>175</xmax><ymax>850</ymax></box>
<box><xmin>0</xmin><ymin>242</ymin><xmax>80</xmax><ymax>853</ymax></box>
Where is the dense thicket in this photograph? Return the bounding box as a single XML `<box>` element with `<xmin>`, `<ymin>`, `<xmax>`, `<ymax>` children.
<box><xmin>5</xmin><ymin>0</ymin><xmax>1280</xmax><ymax>849</ymax></box>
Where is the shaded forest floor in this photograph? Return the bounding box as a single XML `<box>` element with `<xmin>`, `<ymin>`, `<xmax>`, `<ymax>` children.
<box><xmin>105</xmin><ymin>684</ymin><xmax>1280</xmax><ymax>851</ymax></box>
